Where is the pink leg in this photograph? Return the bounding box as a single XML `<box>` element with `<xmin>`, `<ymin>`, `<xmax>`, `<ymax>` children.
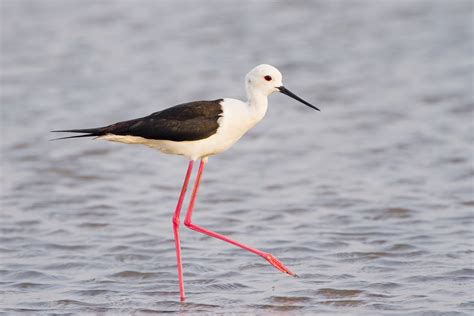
<box><xmin>184</xmin><ymin>158</ymin><xmax>296</xmax><ymax>276</ymax></box>
<box><xmin>172</xmin><ymin>160</ymin><xmax>194</xmax><ymax>301</ymax></box>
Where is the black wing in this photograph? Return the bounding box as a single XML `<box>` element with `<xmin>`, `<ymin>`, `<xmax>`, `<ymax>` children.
<box><xmin>52</xmin><ymin>99</ymin><xmax>224</xmax><ymax>142</ymax></box>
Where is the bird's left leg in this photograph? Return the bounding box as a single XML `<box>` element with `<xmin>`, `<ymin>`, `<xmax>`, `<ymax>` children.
<box><xmin>172</xmin><ymin>160</ymin><xmax>194</xmax><ymax>301</ymax></box>
<box><xmin>184</xmin><ymin>158</ymin><xmax>296</xmax><ymax>276</ymax></box>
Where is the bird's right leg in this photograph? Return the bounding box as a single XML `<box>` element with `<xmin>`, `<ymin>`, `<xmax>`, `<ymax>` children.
<box><xmin>184</xmin><ymin>158</ymin><xmax>297</xmax><ymax>277</ymax></box>
<box><xmin>172</xmin><ymin>160</ymin><xmax>194</xmax><ymax>301</ymax></box>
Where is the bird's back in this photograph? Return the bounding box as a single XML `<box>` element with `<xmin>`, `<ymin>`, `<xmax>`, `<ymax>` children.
<box><xmin>103</xmin><ymin>100</ymin><xmax>224</xmax><ymax>142</ymax></box>
<box><xmin>54</xmin><ymin>100</ymin><xmax>224</xmax><ymax>142</ymax></box>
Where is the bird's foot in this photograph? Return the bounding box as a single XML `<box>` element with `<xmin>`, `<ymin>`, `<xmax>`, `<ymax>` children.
<box><xmin>264</xmin><ymin>253</ymin><xmax>297</xmax><ymax>277</ymax></box>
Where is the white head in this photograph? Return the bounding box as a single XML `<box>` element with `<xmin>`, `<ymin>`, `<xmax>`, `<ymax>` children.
<box><xmin>245</xmin><ymin>64</ymin><xmax>283</xmax><ymax>96</ymax></box>
<box><xmin>245</xmin><ymin>64</ymin><xmax>320</xmax><ymax>111</ymax></box>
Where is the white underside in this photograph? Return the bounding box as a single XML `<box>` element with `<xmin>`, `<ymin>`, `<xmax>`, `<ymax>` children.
<box><xmin>99</xmin><ymin>98</ymin><xmax>267</xmax><ymax>161</ymax></box>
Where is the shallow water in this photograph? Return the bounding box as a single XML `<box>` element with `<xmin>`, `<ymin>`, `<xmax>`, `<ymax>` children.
<box><xmin>1</xmin><ymin>0</ymin><xmax>473</xmax><ymax>314</ymax></box>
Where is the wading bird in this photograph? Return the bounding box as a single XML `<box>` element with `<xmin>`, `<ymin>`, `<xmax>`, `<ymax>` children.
<box><xmin>53</xmin><ymin>64</ymin><xmax>319</xmax><ymax>300</ymax></box>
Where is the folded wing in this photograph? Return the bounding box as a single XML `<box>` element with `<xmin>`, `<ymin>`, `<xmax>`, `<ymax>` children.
<box><xmin>52</xmin><ymin>100</ymin><xmax>223</xmax><ymax>142</ymax></box>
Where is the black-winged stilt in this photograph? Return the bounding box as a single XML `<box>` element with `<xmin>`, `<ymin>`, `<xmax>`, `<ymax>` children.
<box><xmin>53</xmin><ymin>64</ymin><xmax>319</xmax><ymax>300</ymax></box>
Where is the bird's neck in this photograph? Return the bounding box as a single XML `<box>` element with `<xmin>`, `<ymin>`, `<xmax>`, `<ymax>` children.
<box><xmin>247</xmin><ymin>91</ymin><xmax>268</xmax><ymax>121</ymax></box>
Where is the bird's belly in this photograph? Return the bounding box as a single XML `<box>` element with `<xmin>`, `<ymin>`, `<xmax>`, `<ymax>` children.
<box><xmin>99</xmin><ymin>129</ymin><xmax>244</xmax><ymax>161</ymax></box>
<box><xmin>153</xmin><ymin>133</ymin><xmax>240</xmax><ymax>159</ymax></box>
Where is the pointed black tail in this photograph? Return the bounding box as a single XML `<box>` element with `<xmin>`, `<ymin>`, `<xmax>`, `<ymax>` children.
<box><xmin>50</xmin><ymin>128</ymin><xmax>103</xmax><ymax>141</ymax></box>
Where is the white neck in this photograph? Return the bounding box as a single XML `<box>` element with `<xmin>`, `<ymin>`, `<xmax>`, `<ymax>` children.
<box><xmin>246</xmin><ymin>87</ymin><xmax>269</xmax><ymax>122</ymax></box>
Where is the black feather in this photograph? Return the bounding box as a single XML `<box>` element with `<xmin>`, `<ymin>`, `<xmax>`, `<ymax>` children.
<box><xmin>52</xmin><ymin>99</ymin><xmax>224</xmax><ymax>142</ymax></box>
<box><xmin>50</xmin><ymin>134</ymin><xmax>96</xmax><ymax>141</ymax></box>
<box><xmin>51</xmin><ymin>128</ymin><xmax>102</xmax><ymax>134</ymax></box>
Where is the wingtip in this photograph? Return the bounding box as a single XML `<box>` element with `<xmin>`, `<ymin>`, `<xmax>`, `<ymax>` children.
<box><xmin>50</xmin><ymin>130</ymin><xmax>73</xmax><ymax>133</ymax></box>
<box><xmin>49</xmin><ymin>136</ymin><xmax>72</xmax><ymax>141</ymax></box>
<box><xmin>49</xmin><ymin>134</ymin><xmax>95</xmax><ymax>140</ymax></box>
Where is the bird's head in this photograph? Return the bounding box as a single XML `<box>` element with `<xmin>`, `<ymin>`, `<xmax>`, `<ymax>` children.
<box><xmin>245</xmin><ymin>64</ymin><xmax>320</xmax><ymax>111</ymax></box>
<box><xmin>245</xmin><ymin>64</ymin><xmax>283</xmax><ymax>96</ymax></box>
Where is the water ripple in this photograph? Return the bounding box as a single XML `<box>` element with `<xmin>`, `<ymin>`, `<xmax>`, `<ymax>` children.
<box><xmin>1</xmin><ymin>0</ymin><xmax>472</xmax><ymax>314</ymax></box>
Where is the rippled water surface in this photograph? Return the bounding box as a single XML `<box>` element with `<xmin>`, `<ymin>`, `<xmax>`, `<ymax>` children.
<box><xmin>1</xmin><ymin>0</ymin><xmax>473</xmax><ymax>314</ymax></box>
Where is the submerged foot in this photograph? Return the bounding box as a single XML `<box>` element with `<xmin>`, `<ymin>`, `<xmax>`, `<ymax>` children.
<box><xmin>263</xmin><ymin>253</ymin><xmax>297</xmax><ymax>277</ymax></box>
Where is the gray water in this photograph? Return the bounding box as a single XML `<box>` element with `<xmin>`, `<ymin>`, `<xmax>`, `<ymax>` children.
<box><xmin>1</xmin><ymin>0</ymin><xmax>473</xmax><ymax>314</ymax></box>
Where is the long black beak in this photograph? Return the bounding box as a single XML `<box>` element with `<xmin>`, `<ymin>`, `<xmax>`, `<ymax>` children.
<box><xmin>277</xmin><ymin>86</ymin><xmax>320</xmax><ymax>111</ymax></box>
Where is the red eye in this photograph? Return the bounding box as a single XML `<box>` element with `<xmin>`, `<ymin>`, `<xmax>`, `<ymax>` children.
<box><xmin>264</xmin><ymin>75</ymin><xmax>272</xmax><ymax>81</ymax></box>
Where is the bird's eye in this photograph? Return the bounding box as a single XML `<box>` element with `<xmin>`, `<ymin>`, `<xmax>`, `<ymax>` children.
<box><xmin>264</xmin><ymin>75</ymin><xmax>272</xmax><ymax>81</ymax></box>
